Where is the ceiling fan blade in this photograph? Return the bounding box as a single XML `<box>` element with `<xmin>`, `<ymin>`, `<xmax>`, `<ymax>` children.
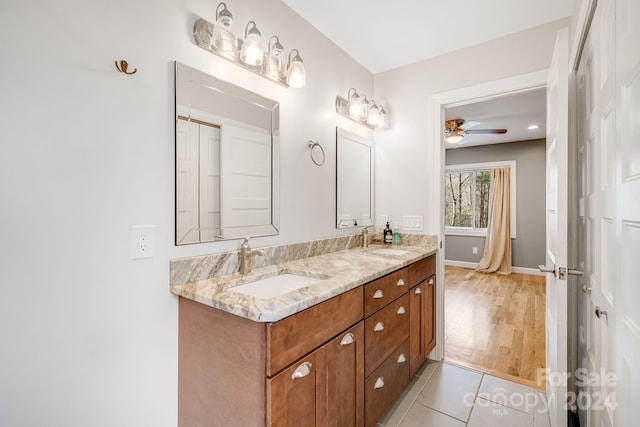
<box><xmin>464</xmin><ymin>129</ymin><xmax>508</xmax><ymax>134</ymax></box>
<box><xmin>459</xmin><ymin>120</ymin><xmax>481</xmax><ymax>130</ymax></box>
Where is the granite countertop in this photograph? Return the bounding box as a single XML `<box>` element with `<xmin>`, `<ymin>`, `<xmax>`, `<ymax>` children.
<box><xmin>170</xmin><ymin>243</ymin><xmax>438</xmax><ymax>323</ymax></box>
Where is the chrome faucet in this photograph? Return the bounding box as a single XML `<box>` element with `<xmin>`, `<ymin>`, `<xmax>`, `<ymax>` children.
<box><xmin>362</xmin><ymin>226</ymin><xmax>373</xmax><ymax>248</ymax></box>
<box><xmin>238</xmin><ymin>238</ymin><xmax>265</xmax><ymax>275</ymax></box>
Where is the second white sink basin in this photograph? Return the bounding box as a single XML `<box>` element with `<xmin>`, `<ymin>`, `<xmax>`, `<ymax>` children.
<box><xmin>370</xmin><ymin>248</ymin><xmax>410</xmax><ymax>256</ymax></box>
<box><xmin>230</xmin><ymin>273</ymin><xmax>322</xmax><ymax>299</ymax></box>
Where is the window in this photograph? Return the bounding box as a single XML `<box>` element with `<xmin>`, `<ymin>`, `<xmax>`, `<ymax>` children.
<box><xmin>445</xmin><ymin>161</ymin><xmax>517</xmax><ymax>237</ymax></box>
<box><xmin>445</xmin><ymin>169</ymin><xmax>491</xmax><ymax>231</ymax></box>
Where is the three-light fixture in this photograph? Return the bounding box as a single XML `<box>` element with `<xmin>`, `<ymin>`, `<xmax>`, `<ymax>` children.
<box><xmin>193</xmin><ymin>2</ymin><xmax>306</xmax><ymax>88</ymax></box>
<box><xmin>335</xmin><ymin>88</ymin><xmax>388</xmax><ymax>129</ymax></box>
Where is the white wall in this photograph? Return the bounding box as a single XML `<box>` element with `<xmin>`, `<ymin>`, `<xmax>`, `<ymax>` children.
<box><xmin>0</xmin><ymin>0</ymin><xmax>373</xmax><ymax>425</ymax></box>
<box><xmin>373</xmin><ymin>18</ymin><xmax>570</xmax><ymax>238</ymax></box>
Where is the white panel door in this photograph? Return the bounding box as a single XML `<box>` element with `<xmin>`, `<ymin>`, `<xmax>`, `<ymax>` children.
<box><xmin>176</xmin><ymin>119</ymin><xmax>200</xmax><ymax>244</ymax></box>
<box><xmin>615</xmin><ymin>0</ymin><xmax>640</xmax><ymax>424</ymax></box>
<box><xmin>544</xmin><ymin>28</ymin><xmax>569</xmax><ymax>427</ymax></box>
<box><xmin>199</xmin><ymin>124</ymin><xmax>221</xmax><ymax>241</ymax></box>
<box><xmin>220</xmin><ymin>124</ymin><xmax>271</xmax><ymax>234</ymax></box>
<box><xmin>576</xmin><ymin>0</ymin><xmax>616</xmax><ymax>424</ymax></box>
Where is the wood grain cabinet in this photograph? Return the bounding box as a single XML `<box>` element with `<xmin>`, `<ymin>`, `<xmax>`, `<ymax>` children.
<box><xmin>408</xmin><ymin>256</ymin><xmax>437</xmax><ymax>377</ymax></box>
<box><xmin>178</xmin><ymin>254</ymin><xmax>435</xmax><ymax>427</ymax></box>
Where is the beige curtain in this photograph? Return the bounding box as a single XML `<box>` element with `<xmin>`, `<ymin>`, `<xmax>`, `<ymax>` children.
<box><xmin>476</xmin><ymin>168</ymin><xmax>512</xmax><ymax>274</ymax></box>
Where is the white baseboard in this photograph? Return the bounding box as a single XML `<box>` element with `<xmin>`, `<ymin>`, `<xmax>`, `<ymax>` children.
<box><xmin>444</xmin><ymin>260</ymin><xmax>546</xmax><ymax>276</ymax></box>
<box><xmin>444</xmin><ymin>260</ymin><xmax>477</xmax><ymax>269</ymax></box>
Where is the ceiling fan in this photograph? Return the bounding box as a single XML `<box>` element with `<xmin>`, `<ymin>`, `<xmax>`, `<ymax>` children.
<box><xmin>444</xmin><ymin>119</ymin><xmax>507</xmax><ymax>145</ymax></box>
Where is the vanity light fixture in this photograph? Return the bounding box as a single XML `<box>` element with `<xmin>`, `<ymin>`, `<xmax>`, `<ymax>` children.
<box><xmin>286</xmin><ymin>49</ymin><xmax>306</xmax><ymax>88</ymax></box>
<box><xmin>240</xmin><ymin>21</ymin><xmax>264</xmax><ymax>66</ymax></box>
<box><xmin>336</xmin><ymin>88</ymin><xmax>389</xmax><ymax>129</ymax></box>
<box><xmin>266</xmin><ymin>36</ymin><xmax>286</xmax><ymax>80</ymax></box>
<box><xmin>192</xmin><ymin>2</ymin><xmax>307</xmax><ymax>88</ymax></box>
<box><xmin>211</xmin><ymin>2</ymin><xmax>238</xmax><ymax>52</ymax></box>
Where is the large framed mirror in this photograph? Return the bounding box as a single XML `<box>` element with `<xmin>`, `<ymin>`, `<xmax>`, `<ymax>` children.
<box><xmin>175</xmin><ymin>62</ymin><xmax>280</xmax><ymax>245</ymax></box>
<box><xmin>336</xmin><ymin>127</ymin><xmax>374</xmax><ymax>228</ymax></box>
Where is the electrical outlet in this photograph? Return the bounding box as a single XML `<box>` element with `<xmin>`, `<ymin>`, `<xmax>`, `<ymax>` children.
<box><xmin>132</xmin><ymin>225</ymin><xmax>154</xmax><ymax>259</ymax></box>
<box><xmin>472</xmin><ymin>246</ymin><xmax>478</xmax><ymax>255</ymax></box>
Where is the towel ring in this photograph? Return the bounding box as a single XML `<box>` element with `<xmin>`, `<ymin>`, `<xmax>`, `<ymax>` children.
<box><xmin>308</xmin><ymin>140</ymin><xmax>325</xmax><ymax>166</ymax></box>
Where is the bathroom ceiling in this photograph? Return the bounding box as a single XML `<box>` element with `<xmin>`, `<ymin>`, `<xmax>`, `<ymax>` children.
<box><xmin>445</xmin><ymin>89</ymin><xmax>547</xmax><ymax>149</ymax></box>
<box><xmin>281</xmin><ymin>0</ymin><xmax>574</xmax><ymax>74</ymax></box>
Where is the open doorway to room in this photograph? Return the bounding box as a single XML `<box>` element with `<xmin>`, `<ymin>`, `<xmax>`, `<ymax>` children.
<box><xmin>442</xmin><ymin>89</ymin><xmax>548</xmax><ymax>389</ymax></box>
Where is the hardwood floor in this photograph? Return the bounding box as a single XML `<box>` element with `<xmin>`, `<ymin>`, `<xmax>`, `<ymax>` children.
<box><xmin>443</xmin><ymin>265</ymin><xmax>546</xmax><ymax>389</ymax></box>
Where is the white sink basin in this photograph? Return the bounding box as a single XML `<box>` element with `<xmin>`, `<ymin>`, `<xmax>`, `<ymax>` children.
<box><xmin>370</xmin><ymin>248</ymin><xmax>410</xmax><ymax>256</ymax></box>
<box><xmin>230</xmin><ymin>273</ymin><xmax>322</xmax><ymax>299</ymax></box>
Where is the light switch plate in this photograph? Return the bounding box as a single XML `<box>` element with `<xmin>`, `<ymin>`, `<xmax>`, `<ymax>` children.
<box><xmin>402</xmin><ymin>216</ymin><xmax>424</xmax><ymax>231</ymax></box>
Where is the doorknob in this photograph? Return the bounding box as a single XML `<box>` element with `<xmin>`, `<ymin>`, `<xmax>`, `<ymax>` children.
<box><xmin>595</xmin><ymin>307</ymin><xmax>608</xmax><ymax>319</ymax></box>
<box><xmin>538</xmin><ymin>264</ymin><xmax>556</xmax><ymax>277</ymax></box>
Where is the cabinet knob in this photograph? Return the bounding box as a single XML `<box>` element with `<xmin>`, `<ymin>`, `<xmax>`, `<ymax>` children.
<box><xmin>291</xmin><ymin>362</ymin><xmax>312</xmax><ymax>380</ymax></box>
<box><xmin>397</xmin><ymin>306</ymin><xmax>406</xmax><ymax>315</ymax></box>
<box><xmin>374</xmin><ymin>377</ymin><xmax>385</xmax><ymax>389</ymax></box>
<box><xmin>396</xmin><ymin>278</ymin><xmax>406</xmax><ymax>287</ymax></box>
<box><xmin>374</xmin><ymin>322</ymin><xmax>385</xmax><ymax>332</ymax></box>
<box><xmin>397</xmin><ymin>353</ymin><xmax>407</xmax><ymax>364</ymax></box>
<box><xmin>373</xmin><ymin>289</ymin><xmax>384</xmax><ymax>299</ymax></box>
<box><xmin>340</xmin><ymin>333</ymin><xmax>355</xmax><ymax>346</ymax></box>
<box><xmin>428</xmin><ymin>278</ymin><xmax>434</xmax><ymax>285</ymax></box>
<box><xmin>414</xmin><ymin>287</ymin><xmax>422</xmax><ymax>295</ymax></box>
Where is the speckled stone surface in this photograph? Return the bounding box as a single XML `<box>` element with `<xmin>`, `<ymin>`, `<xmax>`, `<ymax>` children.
<box><xmin>170</xmin><ymin>233</ymin><xmax>438</xmax><ymax>322</ymax></box>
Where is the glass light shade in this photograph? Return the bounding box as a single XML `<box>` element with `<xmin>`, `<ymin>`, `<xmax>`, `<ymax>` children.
<box><xmin>266</xmin><ymin>37</ymin><xmax>285</xmax><ymax>80</ymax></box>
<box><xmin>349</xmin><ymin>94</ymin><xmax>362</xmax><ymax>118</ymax></box>
<box><xmin>360</xmin><ymin>97</ymin><xmax>370</xmax><ymax>121</ymax></box>
<box><xmin>446</xmin><ymin>135</ymin><xmax>464</xmax><ymax>144</ymax></box>
<box><xmin>286</xmin><ymin>50</ymin><xmax>306</xmax><ymax>88</ymax></box>
<box><xmin>212</xmin><ymin>4</ymin><xmax>237</xmax><ymax>52</ymax></box>
<box><xmin>240</xmin><ymin>22</ymin><xmax>264</xmax><ymax>66</ymax></box>
<box><xmin>367</xmin><ymin>104</ymin><xmax>380</xmax><ymax>125</ymax></box>
<box><xmin>378</xmin><ymin>108</ymin><xmax>387</xmax><ymax>127</ymax></box>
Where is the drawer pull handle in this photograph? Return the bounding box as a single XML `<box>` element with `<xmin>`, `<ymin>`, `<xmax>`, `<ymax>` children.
<box><xmin>397</xmin><ymin>278</ymin><xmax>406</xmax><ymax>287</ymax></box>
<box><xmin>397</xmin><ymin>353</ymin><xmax>407</xmax><ymax>364</ymax></box>
<box><xmin>374</xmin><ymin>377</ymin><xmax>385</xmax><ymax>389</ymax></box>
<box><xmin>397</xmin><ymin>306</ymin><xmax>406</xmax><ymax>315</ymax></box>
<box><xmin>340</xmin><ymin>333</ymin><xmax>355</xmax><ymax>346</ymax></box>
<box><xmin>374</xmin><ymin>322</ymin><xmax>385</xmax><ymax>332</ymax></box>
<box><xmin>373</xmin><ymin>290</ymin><xmax>384</xmax><ymax>299</ymax></box>
<box><xmin>414</xmin><ymin>287</ymin><xmax>422</xmax><ymax>295</ymax></box>
<box><xmin>428</xmin><ymin>278</ymin><xmax>434</xmax><ymax>285</ymax></box>
<box><xmin>291</xmin><ymin>362</ymin><xmax>312</xmax><ymax>380</ymax></box>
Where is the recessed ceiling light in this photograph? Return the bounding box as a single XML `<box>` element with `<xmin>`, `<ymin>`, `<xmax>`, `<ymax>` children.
<box><xmin>528</xmin><ymin>124</ymin><xmax>540</xmax><ymax>130</ymax></box>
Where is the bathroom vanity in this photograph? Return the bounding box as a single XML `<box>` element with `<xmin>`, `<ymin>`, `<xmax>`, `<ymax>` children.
<box><xmin>171</xmin><ymin>235</ymin><xmax>437</xmax><ymax>427</ymax></box>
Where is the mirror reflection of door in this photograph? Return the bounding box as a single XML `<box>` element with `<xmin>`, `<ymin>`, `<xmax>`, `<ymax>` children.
<box><xmin>176</xmin><ymin>117</ymin><xmax>221</xmax><ymax>245</ymax></box>
<box><xmin>336</xmin><ymin>127</ymin><xmax>374</xmax><ymax>228</ymax></box>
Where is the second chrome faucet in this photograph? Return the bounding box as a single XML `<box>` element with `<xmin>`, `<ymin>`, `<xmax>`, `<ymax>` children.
<box><xmin>238</xmin><ymin>238</ymin><xmax>265</xmax><ymax>275</ymax></box>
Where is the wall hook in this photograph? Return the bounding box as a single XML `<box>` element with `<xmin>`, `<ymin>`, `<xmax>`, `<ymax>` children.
<box><xmin>115</xmin><ymin>60</ymin><xmax>137</xmax><ymax>75</ymax></box>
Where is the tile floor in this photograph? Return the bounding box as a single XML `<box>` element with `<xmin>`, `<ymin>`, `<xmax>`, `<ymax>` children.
<box><xmin>378</xmin><ymin>361</ymin><xmax>551</xmax><ymax>427</ymax></box>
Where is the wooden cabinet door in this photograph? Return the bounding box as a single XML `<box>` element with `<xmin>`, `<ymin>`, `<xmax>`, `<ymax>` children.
<box><xmin>424</xmin><ymin>275</ymin><xmax>436</xmax><ymax>354</ymax></box>
<box><xmin>409</xmin><ymin>275</ymin><xmax>436</xmax><ymax>376</ymax></box>
<box><xmin>326</xmin><ymin>322</ymin><xmax>364</xmax><ymax>427</ymax></box>
<box><xmin>267</xmin><ymin>346</ymin><xmax>327</xmax><ymax>427</ymax></box>
<box><xmin>409</xmin><ymin>282</ymin><xmax>426</xmax><ymax>377</ymax></box>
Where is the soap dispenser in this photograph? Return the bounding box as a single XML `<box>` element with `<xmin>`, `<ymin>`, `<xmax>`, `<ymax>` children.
<box><xmin>383</xmin><ymin>221</ymin><xmax>393</xmax><ymax>244</ymax></box>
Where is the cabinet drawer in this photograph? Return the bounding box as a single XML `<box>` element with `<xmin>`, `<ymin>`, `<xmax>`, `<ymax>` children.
<box><xmin>364</xmin><ymin>294</ymin><xmax>410</xmax><ymax>377</ymax></box>
<box><xmin>364</xmin><ymin>339</ymin><xmax>410</xmax><ymax>427</ymax></box>
<box><xmin>408</xmin><ymin>254</ymin><xmax>435</xmax><ymax>287</ymax></box>
<box><xmin>267</xmin><ymin>286</ymin><xmax>363</xmax><ymax>376</ymax></box>
<box><xmin>363</xmin><ymin>268</ymin><xmax>409</xmax><ymax>317</ymax></box>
